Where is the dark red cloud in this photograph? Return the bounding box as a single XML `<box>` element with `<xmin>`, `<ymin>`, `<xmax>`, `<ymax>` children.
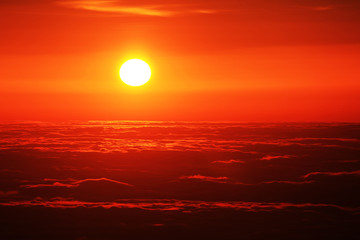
<box><xmin>303</xmin><ymin>170</ymin><xmax>360</xmax><ymax>178</ymax></box>
<box><xmin>179</xmin><ymin>175</ymin><xmax>229</xmax><ymax>183</ymax></box>
<box><xmin>178</xmin><ymin>175</ymin><xmax>314</xmax><ymax>186</ymax></box>
<box><xmin>260</xmin><ymin>155</ymin><xmax>291</xmax><ymax>161</ymax></box>
<box><xmin>22</xmin><ymin>178</ymin><xmax>133</xmax><ymax>189</ymax></box>
<box><xmin>1</xmin><ymin>198</ymin><xmax>357</xmax><ymax>213</ymax></box>
<box><xmin>211</xmin><ymin>160</ymin><xmax>245</xmax><ymax>164</ymax></box>
<box><xmin>19</xmin><ymin>178</ymin><xmax>135</xmax><ymax>202</ymax></box>
<box><xmin>0</xmin><ymin>190</ymin><xmax>18</xmax><ymax>198</ymax></box>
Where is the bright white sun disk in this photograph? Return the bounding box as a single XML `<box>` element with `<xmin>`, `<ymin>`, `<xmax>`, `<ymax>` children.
<box><xmin>119</xmin><ymin>59</ymin><xmax>151</xmax><ymax>86</ymax></box>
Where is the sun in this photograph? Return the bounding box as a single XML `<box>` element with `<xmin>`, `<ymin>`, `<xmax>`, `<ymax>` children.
<box><xmin>119</xmin><ymin>59</ymin><xmax>151</xmax><ymax>86</ymax></box>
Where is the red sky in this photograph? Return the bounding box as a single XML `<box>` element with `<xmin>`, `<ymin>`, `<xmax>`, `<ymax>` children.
<box><xmin>1</xmin><ymin>0</ymin><xmax>359</xmax><ymax>121</ymax></box>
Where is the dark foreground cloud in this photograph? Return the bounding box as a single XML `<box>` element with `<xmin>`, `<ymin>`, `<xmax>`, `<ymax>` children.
<box><xmin>0</xmin><ymin>122</ymin><xmax>359</xmax><ymax>239</ymax></box>
<box><xmin>1</xmin><ymin>200</ymin><xmax>359</xmax><ymax>240</ymax></box>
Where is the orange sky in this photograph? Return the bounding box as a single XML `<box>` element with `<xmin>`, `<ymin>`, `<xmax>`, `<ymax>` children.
<box><xmin>1</xmin><ymin>0</ymin><xmax>360</xmax><ymax>121</ymax></box>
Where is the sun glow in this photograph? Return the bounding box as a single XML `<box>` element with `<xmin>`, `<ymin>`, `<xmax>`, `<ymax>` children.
<box><xmin>119</xmin><ymin>59</ymin><xmax>151</xmax><ymax>87</ymax></box>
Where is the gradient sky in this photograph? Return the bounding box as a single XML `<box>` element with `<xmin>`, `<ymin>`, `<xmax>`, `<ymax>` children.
<box><xmin>1</xmin><ymin>0</ymin><xmax>359</xmax><ymax>121</ymax></box>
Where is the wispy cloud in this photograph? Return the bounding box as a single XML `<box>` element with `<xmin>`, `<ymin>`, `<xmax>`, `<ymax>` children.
<box><xmin>211</xmin><ymin>159</ymin><xmax>245</xmax><ymax>164</ymax></box>
<box><xmin>179</xmin><ymin>174</ymin><xmax>314</xmax><ymax>186</ymax></box>
<box><xmin>308</xmin><ymin>5</ymin><xmax>334</xmax><ymax>11</ymax></box>
<box><xmin>179</xmin><ymin>174</ymin><xmax>229</xmax><ymax>183</ymax></box>
<box><xmin>22</xmin><ymin>177</ymin><xmax>133</xmax><ymax>189</ymax></box>
<box><xmin>259</xmin><ymin>180</ymin><xmax>314</xmax><ymax>185</ymax></box>
<box><xmin>260</xmin><ymin>155</ymin><xmax>291</xmax><ymax>161</ymax></box>
<box><xmin>303</xmin><ymin>170</ymin><xmax>360</xmax><ymax>178</ymax></box>
<box><xmin>178</xmin><ymin>175</ymin><xmax>313</xmax><ymax>185</ymax></box>
<box><xmin>57</xmin><ymin>0</ymin><xmax>217</xmax><ymax>17</ymax></box>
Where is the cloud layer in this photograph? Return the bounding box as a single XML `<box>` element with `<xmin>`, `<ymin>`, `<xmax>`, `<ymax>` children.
<box><xmin>0</xmin><ymin>121</ymin><xmax>359</xmax><ymax>239</ymax></box>
<box><xmin>57</xmin><ymin>0</ymin><xmax>217</xmax><ymax>16</ymax></box>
